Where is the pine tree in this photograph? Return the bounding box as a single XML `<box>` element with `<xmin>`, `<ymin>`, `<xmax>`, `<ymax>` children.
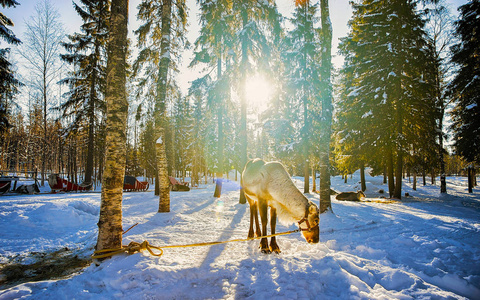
<box><xmin>449</xmin><ymin>0</ymin><xmax>480</xmax><ymax>164</ymax></box>
<box><xmin>192</xmin><ymin>0</ymin><xmax>235</xmax><ymax>197</ymax></box>
<box><xmin>318</xmin><ymin>0</ymin><xmax>333</xmax><ymax>212</ymax></box>
<box><xmin>133</xmin><ymin>0</ymin><xmax>187</xmax><ymax>211</ymax></box>
<box><xmin>423</xmin><ymin>0</ymin><xmax>456</xmax><ymax>193</ymax></box>
<box><xmin>187</xmin><ymin>77</ymin><xmax>209</xmax><ymax>186</ymax></box>
<box><xmin>96</xmin><ymin>0</ymin><xmax>129</xmax><ymax>260</ymax></box>
<box><xmin>231</xmin><ymin>0</ymin><xmax>281</xmax><ymax>172</ymax></box>
<box><xmin>338</xmin><ymin>0</ymin><xmax>432</xmax><ymax>199</ymax></box>
<box><xmin>284</xmin><ymin>1</ymin><xmax>322</xmax><ymax>193</ymax></box>
<box><xmin>172</xmin><ymin>91</ymin><xmax>192</xmax><ymax>179</ymax></box>
<box><xmin>0</xmin><ymin>0</ymin><xmax>22</xmax><ymax>134</ymax></box>
<box><xmin>133</xmin><ymin>0</ymin><xmax>185</xmax><ymax>206</ymax></box>
<box><xmin>59</xmin><ymin>0</ymin><xmax>109</xmax><ymax>184</ymax></box>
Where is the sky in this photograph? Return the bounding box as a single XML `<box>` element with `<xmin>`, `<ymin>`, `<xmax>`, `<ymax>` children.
<box><xmin>1</xmin><ymin>0</ymin><xmax>470</xmax><ymax>101</ymax></box>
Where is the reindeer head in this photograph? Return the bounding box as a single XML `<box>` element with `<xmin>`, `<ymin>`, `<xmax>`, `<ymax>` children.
<box><xmin>299</xmin><ymin>201</ymin><xmax>319</xmax><ymax>243</ymax></box>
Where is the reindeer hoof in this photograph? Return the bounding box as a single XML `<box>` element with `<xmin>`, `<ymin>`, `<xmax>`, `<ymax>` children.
<box><xmin>261</xmin><ymin>248</ymin><xmax>272</xmax><ymax>254</ymax></box>
<box><xmin>270</xmin><ymin>246</ymin><xmax>281</xmax><ymax>254</ymax></box>
<box><xmin>260</xmin><ymin>239</ymin><xmax>271</xmax><ymax>254</ymax></box>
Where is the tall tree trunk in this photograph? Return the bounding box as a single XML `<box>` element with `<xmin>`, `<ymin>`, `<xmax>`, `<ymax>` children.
<box><xmin>214</xmin><ymin>56</ymin><xmax>224</xmax><ymax>198</ymax></box>
<box><xmin>312</xmin><ymin>167</ymin><xmax>316</xmax><ymax>192</ymax></box>
<box><xmin>413</xmin><ymin>171</ymin><xmax>417</xmax><ymax>191</ymax></box>
<box><xmin>42</xmin><ymin>69</ymin><xmax>47</xmax><ymax>187</ymax></box>
<box><xmin>387</xmin><ymin>147</ymin><xmax>395</xmax><ymax>198</ymax></box>
<box><xmin>383</xmin><ymin>165</ymin><xmax>387</xmax><ymax>184</ymax></box>
<box><xmin>155</xmin><ymin>0</ymin><xmax>172</xmax><ymax>211</ymax></box>
<box><xmin>239</xmin><ymin>5</ymin><xmax>248</xmax><ymax>181</ymax></box>
<box><xmin>155</xmin><ymin>172</ymin><xmax>159</xmax><ymax>195</ymax></box>
<box><xmin>439</xmin><ymin>152</ymin><xmax>446</xmax><ymax>192</ymax></box>
<box><xmin>439</xmin><ymin>112</ymin><xmax>447</xmax><ymax>192</ymax></box>
<box><xmin>393</xmin><ymin>72</ymin><xmax>403</xmax><ymax>199</ymax></box>
<box><xmin>422</xmin><ymin>163</ymin><xmax>426</xmax><ymax>186</ymax></box>
<box><xmin>238</xmin><ymin>16</ymin><xmax>248</xmax><ymax>203</ymax></box>
<box><xmin>360</xmin><ymin>162</ymin><xmax>366</xmax><ymax>192</ymax></box>
<box><xmin>302</xmin><ymin>93</ymin><xmax>309</xmax><ymax>194</ymax></box>
<box><xmin>394</xmin><ymin>150</ymin><xmax>403</xmax><ymax>199</ymax></box>
<box><xmin>302</xmin><ymin>2</ymin><xmax>310</xmax><ymax>194</ymax></box>
<box><xmin>432</xmin><ymin>47</ymin><xmax>447</xmax><ymax>193</ymax></box>
<box><xmin>304</xmin><ymin>160</ymin><xmax>309</xmax><ymax>193</ymax></box>
<box><xmin>156</xmin><ymin>129</ymin><xmax>170</xmax><ymax>212</ymax></box>
<box><xmin>467</xmin><ymin>166</ymin><xmax>473</xmax><ymax>193</ymax></box>
<box><xmin>95</xmin><ymin>0</ymin><xmax>128</xmax><ymax>258</ymax></box>
<box><xmin>85</xmin><ymin>89</ymin><xmax>95</xmax><ymax>184</ymax></box>
<box><xmin>319</xmin><ymin>0</ymin><xmax>333</xmax><ymax>213</ymax></box>
<box><xmin>85</xmin><ymin>47</ymin><xmax>99</xmax><ymax>184</ymax></box>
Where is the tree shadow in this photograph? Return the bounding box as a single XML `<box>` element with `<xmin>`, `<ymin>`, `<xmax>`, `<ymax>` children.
<box><xmin>200</xmin><ymin>202</ymin><xmax>247</xmax><ymax>269</ymax></box>
<box><xmin>0</xmin><ymin>247</ymin><xmax>91</xmax><ymax>290</ymax></box>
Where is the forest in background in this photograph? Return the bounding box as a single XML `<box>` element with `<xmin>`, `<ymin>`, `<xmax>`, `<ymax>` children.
<box><xmin>0</xmin><ymin>0</ymin><xmax>479</xmax><ymax>199</ymax></box>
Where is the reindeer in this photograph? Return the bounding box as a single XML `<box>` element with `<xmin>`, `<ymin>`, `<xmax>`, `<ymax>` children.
<box><xmin>240</xmin><ymin>159</ymin><xmax>319</xmax><ymax>254</ymax></box>
<box><xmin>335</xmin><ymin>190</ymin><xmax>366</xmax><ymax>202</ymax></box>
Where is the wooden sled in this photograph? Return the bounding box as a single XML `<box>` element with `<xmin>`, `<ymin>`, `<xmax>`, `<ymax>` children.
<box><xmin>48</xmin><ymin>174</ymin><xmax>93</xmax><ymax>193</ymax></box>
<box><xmin>0</xmin><ymin>176</ymin><xmax>19</xmax><ymax>195</ymax></box>
<box><xmin>124</xmin><ymin>175</ymin><xmax>149</xmax><ymax>192</ymax></box>
<box><xmin>0</xmin><ymin>180</ymin><xmax>11</xmax><ymax>195</ymax></box>
<box><xmin>169</xmin><ymin>176</ymin><xmax>190</xmax><ymax>191</ymax></box>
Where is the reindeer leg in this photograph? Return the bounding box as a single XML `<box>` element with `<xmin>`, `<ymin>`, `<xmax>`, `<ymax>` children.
<box><xmin>245</xmin><ymin>195</ymin><xmax>256</xmax><ymax>239</ymax></box>
<box><xmin>258</xmin><ymin>201</ymin><xmax>271</xmax><ymax>254</ymax></box>
<box><xmin>248</xmin><ymin>202</ymin><xmax>256</xmax><ymax>239</ymax></box>
<box><xmin>254</xmin><ymin>202</ymin><xmax>261</xmax><ymax>237</ymax></box>
<box><xmin>269</xmin><ymin>207</ymin><xmax>281</xmax><ymax>254</ymax></box>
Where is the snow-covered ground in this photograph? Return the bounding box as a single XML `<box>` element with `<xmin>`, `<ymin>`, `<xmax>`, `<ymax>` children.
<box><xmin>0</xmin><ymin>170</ymin><xmax>479</xmax><ymax>299</ymax></box>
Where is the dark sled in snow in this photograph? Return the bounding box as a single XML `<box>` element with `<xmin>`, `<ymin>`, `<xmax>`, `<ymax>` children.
<box><xmin>15</xmin><ymin>183</ymin><xmax>40</xmax><ymax>194</ymax></box>
<box><xmin>169</xmin><ymin>176</ymin><xmax>190</xmax><ymax>191</ymax></box>
<box><xmin>0</xmin><ymin>176</ymin><xmax>19</xmax><ymax>195</ymax></box>
<box><xmin>0</xmin><ymin>180</ymin><xmax>11</xmax><ymax>195</ymax></box>
<box><xmin>48</xmin><ymin>174</ymin><xmax>93</xmax><ymax>193</ymax></box>
<box><xmin>123</xmin><ymin>175</ymin><xmax>149</xmax><ymax>192</ymax></box>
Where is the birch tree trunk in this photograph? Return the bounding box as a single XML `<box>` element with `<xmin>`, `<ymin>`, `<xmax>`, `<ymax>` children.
<box><xmin>95</xmin><ymin>0</ymin><xmax>129</xmax><ymax>257</ymax></box>
<box><xmin>155</xmin><ymin>0</ymin><xmax>172</xmax><ymax>211</ymax></box>
<box><xmin>156</xmin><ymin>128</ymin><xmax>170</xmax><ymax>212</ymax></box>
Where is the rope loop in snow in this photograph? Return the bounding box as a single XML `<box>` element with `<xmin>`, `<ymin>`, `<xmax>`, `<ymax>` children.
<box><xmin>92</xmin><ymin>229</ymin><xmax>301</xmax><ymax>260</ymax></box>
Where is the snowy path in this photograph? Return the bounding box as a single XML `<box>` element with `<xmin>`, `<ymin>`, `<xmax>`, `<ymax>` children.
<box><xmin>0</xmin><ymin>175</ymin><xmax>479</xmax><ymax>299</ymax></box>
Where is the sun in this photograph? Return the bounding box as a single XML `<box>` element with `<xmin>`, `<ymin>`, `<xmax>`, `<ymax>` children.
<box><xmin>245</xmin><ymin>74</ymin><xmax>273</xmax><ymax>114</ymax></box>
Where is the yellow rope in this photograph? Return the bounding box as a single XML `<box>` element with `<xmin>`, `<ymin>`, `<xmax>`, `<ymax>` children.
<box><xmin>362</xmin><ymin>199</ymin><xmax>398</xmax><ymax>204</ymax></box>
<box><xmin>92</xmin><ymin>229</ymin><xmax>300</xmax><ymax>260</ymax></box>
<box><xmin>93</xmin><ymin>241</ymin><xmax>164</xmax><ymax>259</ymax></box>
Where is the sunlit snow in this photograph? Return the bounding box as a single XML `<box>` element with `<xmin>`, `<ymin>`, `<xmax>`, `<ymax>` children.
<box><xmin>0</xmin><ymin>171</ymin><xmax>479</xmax><ymax>299</ymax></box>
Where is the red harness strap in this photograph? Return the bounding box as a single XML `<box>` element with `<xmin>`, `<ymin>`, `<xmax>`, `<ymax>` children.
<box><xmin>298</xmin><ymin>217</ymin><xmax>312</xmax><ymax>231</ymax></box>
